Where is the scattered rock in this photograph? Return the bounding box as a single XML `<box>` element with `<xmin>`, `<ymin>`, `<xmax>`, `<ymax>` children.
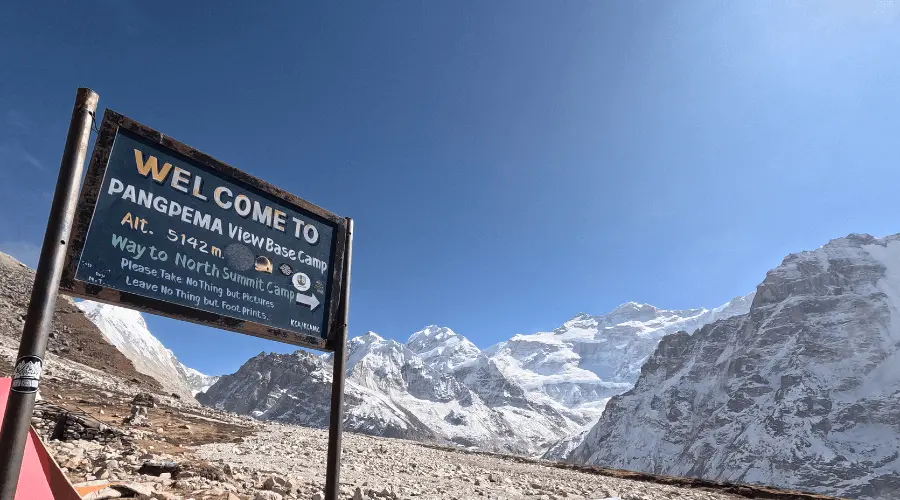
<box><xmin>124</xmin><ymin>405</ymin><xmax>150</xmax><ymax>426</ymax></box>
<box><xmin>253</xmin><ymin>491</ymin><xmax>282</xmax><ymax>500</ymax></box>
<box><xmin>132</xmin><ymin>393</ymin><xmax>158</xmax><ymax>408</ymax></box>
<box><xmin>138</xmin><ymin>460</ymin><xmax>180</xmax><ymax>477</ymax></box>
<box><xmin>262</xmin><ymin>475</ymin><xmax>286</xmax><ymax>490</ymax></box>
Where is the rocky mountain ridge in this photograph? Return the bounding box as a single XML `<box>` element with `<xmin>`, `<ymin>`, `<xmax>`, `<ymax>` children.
<box><xmin>566</xmin><ymin>233</ymin><xmax>900</xmax><ymax>500</ymax></box>
<box><xmin>198</xmin><ymin>296</ymin><xmax>751</xmax><ymax>456</ymax></box>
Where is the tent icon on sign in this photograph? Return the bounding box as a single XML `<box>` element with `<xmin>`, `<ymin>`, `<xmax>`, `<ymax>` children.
<box><xmin>255</xmin><ymin>256</ymin><xmax>273</xmax><ymax>273</ymax></box>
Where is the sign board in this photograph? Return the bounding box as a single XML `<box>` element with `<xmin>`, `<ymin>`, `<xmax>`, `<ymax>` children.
<box><xmin>60</xmin><ymin>110</ymin><xmax>350</xmax><ymax>351</ymax></box>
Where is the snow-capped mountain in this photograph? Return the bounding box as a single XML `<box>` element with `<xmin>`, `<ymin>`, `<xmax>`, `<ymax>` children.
<box><xmin>200</xmin><ymin>329</ymin><xmax>582</xmax><ymax>455</ymax></box>
<box><xmin>406</xmin><ymin>326</ymin><xmax>480</xmax><ymax>374</ymax></box>
<box><xmin>491</xmin><ymin>295</ymin><xmax>754</xmax><ymax>428</ymax></box>
<box><xmin>566</xmin><ymin>233</ymin><xmax>900</xmax><ymax>500</ymax></box>
<box><xmin>198</xmin><ymin>301</ymin><xmax>747</xmax><ymax>456</ymax></box>
<box><xmin>76</xmin><ymin>300</ymin><xmax>216</xmax><ymax>400</ymax></box>
<box><xmin>176</xmin><ymin>364</ymin><xmax>221</xmax><ymax>396</ymax></box>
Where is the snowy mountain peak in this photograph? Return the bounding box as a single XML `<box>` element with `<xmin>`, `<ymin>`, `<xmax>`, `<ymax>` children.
<box><xmin>558</xmin><ymin>313</ymin><xmax>599</xmax><ymax>331</ymax></box>
<box><xmin>346</xmin><ymin>331</ymin><xmax>410</xmax><ymax>381</ymax></box>
<box><xmin>76</xmin><ymin>300</ymin><xmax>216</xmax><ymax>400</ymax></box>
<box><xmin>356</xmin><ymin>331</ymin><xmax>384</xmax><ymax>342</ymax></box>
<box><xmin>406</xmin><ymin>325</ymin><xmax>480</xmax><ymax>374</ymax></box>
<box><xmin>607</xmin><ymin>301</ymin><xmax>656</xmax><ymax>316</ymax></box>
<box><xmin>347</xmin><ymin>332</ymin><xmax>390</xmax><ymax>358</ymax></box>
<box><xmin>601</xmin><ymin>301</ymin><xmax>711</xmax><ymax>328</ymax></box>
<box><xmin>407</xmin><ymin>325</ymin><xmax>455</xmax><ymax>344</ymax></box>
<box><xmin>176</xmin><ymin>363</ymin><xmax>221</xmax><ymax>396</ymax></box>
<box><xmin>79</xmin><ymin>300</ymin><xmax>149</xmax><ymax>330</ymax></box>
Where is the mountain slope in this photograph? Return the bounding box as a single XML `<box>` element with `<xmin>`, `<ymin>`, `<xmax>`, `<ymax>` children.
<box><xmin>567</xmin><ymin>233</ymin><xmax>900</xmax><ymax>500</ymax></box>
<box><xmin>177</xmin><ymin>363</ymin><xmax>221</xmax><ymax>395</ymax></box>
<box><xmin>0</xmin><ymin>252</ymin><xmax>161</xmax><ymax>390</ymax></box>
<box><xmin>76</xmin><ymin>300</ymin><xmax>215</xmax><ymax>400</ymax></box>
<box><xmin>198</xmin><ymin>301</ymin><xmax>751</xmax><ymax>457</ymax></box>
<box><xmin>201</xmin><ymin>331</ymin><xmax>582</xmax><ymax>455</ymax></box>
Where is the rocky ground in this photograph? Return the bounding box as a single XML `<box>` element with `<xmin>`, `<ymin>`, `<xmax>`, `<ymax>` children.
<box><xmin>196</xmin><ymin>422</ymin><xmax>824</xmax><ymax>500</ymax></box>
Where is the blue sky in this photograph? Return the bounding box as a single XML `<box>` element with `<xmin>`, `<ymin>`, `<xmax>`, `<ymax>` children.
<box><xmin>2</xmin><ymin>2</ymin><xmax>900</xmax><ymax>375</ymax></box>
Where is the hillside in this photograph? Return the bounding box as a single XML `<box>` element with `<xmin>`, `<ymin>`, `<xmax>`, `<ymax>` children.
<box><xmin>567</xmin><ymin>234</ymin><xmax>900</xmax><ymax>500</ymax></box>
<box><xmin>0</xmin><ymin>252</ymin><xmax>160</xmax><ymax>389</ymax></box>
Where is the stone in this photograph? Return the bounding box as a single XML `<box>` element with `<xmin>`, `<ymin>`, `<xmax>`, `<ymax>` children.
<box><xmin>125</xmin><ymin>405</ymin><xmax>150</xmax><ymax>427</ymax></box>
<box><xmin>262</xmin><ymin>476</ymin><xmax>286</xmax><ymax>490</ymax></box>
<box><xmin>132</xmin><ymin>393</ymin><xmax>158</xmax><ymax>408</ymax></box>
<box><xmin>253</xmin><ymin>492</ymin><xmax>282</xmax><ymax>500</ymax></box>
<box><xmin>115</xmin><ymin>482</ymin><xmax>155</xmax><ymax>498</ymax></box>
<box><xmin>89</xmin><ymin>487</ymin><xmax>123</xmax><ymax>499</ymax></box>
<box><xmin>138</xmin><ymin>460</ymin><xmax>180</xmax><ymax>477</ymax></box>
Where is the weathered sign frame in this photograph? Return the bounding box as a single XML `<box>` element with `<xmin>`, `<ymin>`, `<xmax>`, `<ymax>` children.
<box><xmin>59</xmin><ymin>109</ymin><xmax>350</xmax><ymax>352</ymax></box>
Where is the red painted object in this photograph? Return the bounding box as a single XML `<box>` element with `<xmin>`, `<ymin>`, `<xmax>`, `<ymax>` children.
<box><xmin>0</xmin><ymin>378</ymin><xmax>80</xmax><ymax>500</ymax></box>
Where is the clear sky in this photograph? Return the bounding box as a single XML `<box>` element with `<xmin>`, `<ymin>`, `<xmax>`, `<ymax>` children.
<box><xmin>2</xmin><ymin>1</ymin><xmax>900</xmax><ymax>375</ymax></box>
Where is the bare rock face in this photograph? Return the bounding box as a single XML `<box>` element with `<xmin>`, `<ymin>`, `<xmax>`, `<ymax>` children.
<box><xmin>0</xmin><ymin>252</ymin><xmax>160</xmax><ymax>389</ymax></box>
<box><xmin>198</xmin><ymin>351</ymin><xmax>334</xmax><ymax>428</ymax></box>
<box><xmin>568</xmin><ymin>233</ymin><xmax>900</xmax><ymax>500</ymax></box>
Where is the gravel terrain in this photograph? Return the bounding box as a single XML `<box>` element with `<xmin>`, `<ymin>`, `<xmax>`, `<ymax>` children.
<box><xmin>196</xmin><ymin>422</ymin><xmax>750</xmax><ymax>500</ymax></box>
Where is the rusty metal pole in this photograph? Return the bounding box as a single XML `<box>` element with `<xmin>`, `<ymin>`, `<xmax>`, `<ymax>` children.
<box><xmin>325</xmin><ymin>218</ymin><xmax>353</xmax><ymax>500</ymax></box>
<box><xmin>0</xmin><ymin>88</ymin><xmax>98</xmax><ymax>500</ymax></box>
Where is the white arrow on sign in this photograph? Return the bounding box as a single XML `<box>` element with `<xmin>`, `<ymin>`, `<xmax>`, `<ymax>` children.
<box><xmin>296</xmin><ymin>292</ymin><xmax>320</xmax><ymax>311</ymax></box>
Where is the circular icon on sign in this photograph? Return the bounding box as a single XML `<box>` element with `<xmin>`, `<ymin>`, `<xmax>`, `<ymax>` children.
<box><xmin>255</xmin><ymin>256</ymin><xmax>273</xmax><ymax>273</ymax></box>
<box><xmin>278</xmin><ymin>263</ymin><xmax>294</xmax><ymax>276</ymax></box>
<box><xmin>292</xmin><ymin>272</ymin><xmax>311</xmax><ymax>292</ymax></box>
<box><xmin>224</xmin><ymin>244</ymin><xmax>255</xmax><ymax>271</ymax></box>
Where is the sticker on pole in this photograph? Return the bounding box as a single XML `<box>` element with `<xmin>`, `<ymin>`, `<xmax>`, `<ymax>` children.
<box><xmin>59</xmin><ymin>110</ymin><xmax>351</xmax><ymax>351</ymax></box>
<box><xmin>11</xmin><ymin>356</ymin><xmax>43</xmax><ymax>394</ymax></box>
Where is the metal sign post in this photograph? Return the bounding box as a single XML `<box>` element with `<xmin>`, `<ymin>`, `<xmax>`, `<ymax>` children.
<box><xmin>325</xmin><ymin>218</ymin><xmax>352</xmax><ymax>500</ymax></box>
<box><xmin>0</xmin><ymin>88</ymin><xmax>99</xmax><ymax>500</ymax></box>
